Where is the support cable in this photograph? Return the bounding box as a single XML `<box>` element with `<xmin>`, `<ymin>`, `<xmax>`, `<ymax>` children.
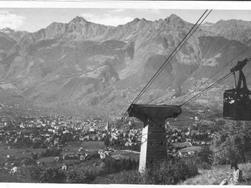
<box><xmin>179</xmin><ymin>47</ymin><xmax>251</xmax><ymax>106</ymax></box>
<box><xmin>179</xmin><ymin>72</ymin><xmax>232</xmax><ymax>106</ymax></box>
<box><xmin>125</xmin><ymin>10</ymin><xmax>212</xmax><ymax>115</ymax></box>
<box><xmin>131</xmin><ymin>10</ymin><xmax>212</xmax><ymax>106</ymax></box>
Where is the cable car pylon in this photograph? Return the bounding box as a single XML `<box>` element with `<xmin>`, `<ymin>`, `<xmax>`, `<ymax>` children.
<box><xmin>124</xmin><ymin>10</ymin><xmax>212</xmax><ymax>173</ymax></box>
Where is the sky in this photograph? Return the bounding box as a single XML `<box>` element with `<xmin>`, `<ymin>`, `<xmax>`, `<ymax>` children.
<box><xmin>0</xmin><ymin>8</ymin><xmax>251</xmax><ymax>32</ymax></box>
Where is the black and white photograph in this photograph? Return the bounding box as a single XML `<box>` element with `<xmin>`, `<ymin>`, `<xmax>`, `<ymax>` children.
<box><xmin>0</xmin><ymin>1</ymin><xmax>250</xmax><ymax>185</ymax></box>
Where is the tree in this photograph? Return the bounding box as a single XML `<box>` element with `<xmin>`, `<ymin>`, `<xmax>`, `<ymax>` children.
<box><xmin>212</xmin><ymin>121</ymin><xmax>251</xmax><ymax>165</ymax></box>
<box><xmin>39</xmin><ymin>168</ymin><xmax>66</xmax><ymax>183</ymax></box>
<box><xmin>197</xmin><ymin>145</ymin><xmax>213</xmax><ymax>168</ymax></box>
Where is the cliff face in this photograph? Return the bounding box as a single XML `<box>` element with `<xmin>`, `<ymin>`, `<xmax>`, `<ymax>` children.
<box><xmin>204</xmin><ymin>19</ymin><xmax>251</xmax><ymax>46</ymax></box>
<box><xmin>0</xmin><ymin>15</ymin><xmax>251</xmax><ymax>116</ymax></box>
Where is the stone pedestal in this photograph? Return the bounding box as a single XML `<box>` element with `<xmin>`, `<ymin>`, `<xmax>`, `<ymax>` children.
<box><xmin>127</xmin><ymin>104</ymin><xmax>182</xmax><ymax>173</ymax></box>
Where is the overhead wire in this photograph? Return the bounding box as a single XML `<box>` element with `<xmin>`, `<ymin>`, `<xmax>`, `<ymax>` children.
<box><xmin>131</xmin><ymin>10</ymin><xmax>212</xmax><ymax>105</ymax></box>
<box><xmin>125</xmin><ymin>10</ymin><xmax>212</xmax><ymax>115</ymax></box>
<box><xmin>204</xmin><ymin>47</ymin><xmax>250</xmax><ymax>83</ymax></box>
<box><xmin>179</xmin><ymin>72</ymin><xmax>232</xmax><ymax>106</ymax></box>
<box><xmin>150</xmin><ymin>43</ymin><xmax>238</xmax><ymax>106</ymax></box>
<box><xmin>179</xmin><ymin>51</ymin><xmax>251</xmax><ymax>106</ymax></box>
<box><xmin>178</xmin><ymin>46</ymin><xmax>251</xmax><ymax>106</ymax></box>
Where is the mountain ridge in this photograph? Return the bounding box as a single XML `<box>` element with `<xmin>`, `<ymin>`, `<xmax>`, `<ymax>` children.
<box><xmin>0</xmin><ymin>14</ymin><xmax>251</xmax><ymax>117</ymax></box>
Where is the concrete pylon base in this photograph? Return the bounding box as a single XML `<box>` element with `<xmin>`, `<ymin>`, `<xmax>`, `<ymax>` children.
<box><xmin>138</xmin><ymin>118</ymin><xmax>168</xmax><ymax>173</ymax></box>
<box><xmin>138</xmin><ymin>125</ymin><xmax>148</xmax><ymax>173</ymax></box>
<box><xmin>127</xmin><ymin>104</ymin><xmax>182</xmax><ymax>173</ymax></box>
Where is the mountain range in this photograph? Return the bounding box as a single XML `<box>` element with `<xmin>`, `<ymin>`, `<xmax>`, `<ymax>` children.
<box><xmin>0</xmin><ymin>14</ymin><xmax>251</xmax><ymax>118</ymax></box>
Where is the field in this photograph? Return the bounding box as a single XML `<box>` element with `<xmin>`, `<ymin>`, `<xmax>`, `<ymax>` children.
<box><xmin>0</xmin><ymin>109</ymin><xmax>250</xmax><ymax>184</ymax></box>
<box><xmin>0</xmin><ymin>139</ymin><xmax>140</xmax><ymax>183</ymax></box>
<box><xmin>0</xmin><ymin>143</ymin><xmax>45</xmax><ymax>161</ymax></box>
<box><xmin>91</xmin><ymin>162</ymin><xmax>251</xmax><ymax>184</ymax></box>
<box><xmin>63</xmin><ymin>141</ymin><xmax>105</xmax><ymax>153</ymax></box>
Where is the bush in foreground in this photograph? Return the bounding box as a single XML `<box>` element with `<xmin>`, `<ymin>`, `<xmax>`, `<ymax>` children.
<box><xmin>196</xmin><ymin>146</ymin><xmax>213</xmax><ymax>169</ymax></box>
<box><xmin>146</xmin><ymin>159</ymin><xmax>198</xmax><ymax>184</ymax></box>
<box><xmin>40</xmin><ymin>147</ymin><xmax>62</xmax><ymax>158</ymax></box>
<box><xmin>103</xmin><ymin>157</ymin><xmax>138</xmax><ymax>174</ymax></box>
<box><xmin>66</xmin><ymin>170</ymin><xmax>96</xmax><ymax>183</ymax></box>
<box><xmin>98</xmin><ymin>158</ymin><xmax>198</xmax><ymax>184</ymax></box>
<box><xmin>39</xmin><ymin>168</ymin><xmax>66</xmax><ymax>183</ymax></box>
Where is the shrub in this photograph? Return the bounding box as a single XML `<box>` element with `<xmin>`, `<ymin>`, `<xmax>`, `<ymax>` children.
<box><xmin>103</xmin><ymin>157</ymin><xmax>138</xmax><ymax>174</ymax></box>
<box><xmin>198</xmin><ymin>161</ymin><xmax>212</xmax><ymax>170</ymax></box>
<box><xmin>66</xmin><ymin>170</ymin><xmax>95</xmax><ymax>183</ymax></box>
<box><xmin>0</xmin><ymin>169</ymin><xmax>19</xmax><ymax>182</ymax></box>
<box><xmin>40</xmin><ymin>147</ymin><xmax>62</xmax><ymax>157</ymax></box>
<box><xmin>146</xmin><ymin>159</ymin><xmax>198</xmax><ymax>184</ymax></box>
<box><xmin>97</xmin><ymin>170</ymin><xmax>144</xmax><ymax>184</ymax></box>
<box><xmin>198</xmin><ymin>146</ymin><xmax>213</xmax><ymax>164</ymax></box>
<box><xmin>213</xmin><ymin>149</ymin><xmax>229</xmax><ymax>165</ymax></box>
<box><xmin>31</xmin><ymin>153</ymin><xmax>38</xmax><ymax>160</ymax></box>
<box><xmin>20</xmin><ymin>158</ymin><xmax>37</xmax><ymax>166</ymax></box>
<box><xmin>39</xmin><ymin>168</ymin><xmax>66</xmax><ymax>183</ymax></box>
<box><xmin>29</xmin><ymin>166</ymin><xmax>43</xmax><ymax>182</ymax></box>
<box><xmin>196</xmin><ymin>145</ymin><xmax>213</xmax><ymax>169</ymax></box>
<box><xmin>212</xmin><ymin>121</ymin><xmax>251</xmax><ymax>165</ymax></box>
<box><xmin>212</xmin><ymin>135</ymin><xmax>247</xmax><ymax>165</ymax></box>
<box><xmin>103</xmin><ymin>159</ymin><xmax>198</xmax><ymax>184</ymax></box>
<box><xmin>17</xmin><ymin>166</ymin><xmax>43</xmax><ymax>182</ymax></box>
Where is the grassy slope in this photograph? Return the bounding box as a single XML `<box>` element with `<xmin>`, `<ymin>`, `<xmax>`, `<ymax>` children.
<box><xmin>182</xmin><ymin>163</ymin><xmax>251</xmax><ymax>185</ymax></box>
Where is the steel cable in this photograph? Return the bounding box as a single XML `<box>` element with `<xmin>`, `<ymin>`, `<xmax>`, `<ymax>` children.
<box><xmin>131</xmin><ymin>10</ymin><xmax>212</xmax><ymax>106</ymax></box>
<box><xmin>179</xmin><ymin>72</ymin><xmax>232</xmax><ymax>106</ymax></box>
<box><xmin>123</xmin><ymin>10</ymin><xmax>213</xmax><ymax>118</ymax></box>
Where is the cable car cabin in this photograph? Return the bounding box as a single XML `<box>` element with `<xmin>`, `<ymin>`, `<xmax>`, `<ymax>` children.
<box><xmin>223</xmin><ymin>59</ymin><xmax>251</xmax><ymax>121</ymax></box>
<box><xmin>223</xmin><ymin>88</ymin><xmax>251</xmax><ymax>120</ymax></box>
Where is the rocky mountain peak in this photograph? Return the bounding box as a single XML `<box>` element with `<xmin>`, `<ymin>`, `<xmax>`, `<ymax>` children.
<box><xmin>132</xmin><ymin>18</ymin><xmax>140</xmax><ymax>22</ymax></box>
<box><xmin>166</xmin><ymin>14</ymin><xmax>185</xmax><ymax>23</ymax></box>
<box><xmin>0</xmin><ymin>27</ymin><xmax>15</xmax><ymax>34</ymax></box>
<box><xmin>70</xmin><ymin>16</ymin><xmax>89</xmax><ymax>24</ymax></box>
<box><xmin>1</xmin><ymin>14</ymin><xmax>251</xmax><ymax>116</ymax></box>
<box><xmin>126</xmin><ymin>17</ymin><xmax>151</xmax><ymax>26</ymax></box>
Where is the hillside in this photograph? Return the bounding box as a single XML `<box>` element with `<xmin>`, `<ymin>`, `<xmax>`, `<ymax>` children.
<box><xmin>0</xmin><ymin>14</ymin><xmax>251</xmax><ymax>117</ymax></box>
<box><xmin>182</xmin><ymin>163</ymin><xmax>251</xmax><ymax>185</ymax></box>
